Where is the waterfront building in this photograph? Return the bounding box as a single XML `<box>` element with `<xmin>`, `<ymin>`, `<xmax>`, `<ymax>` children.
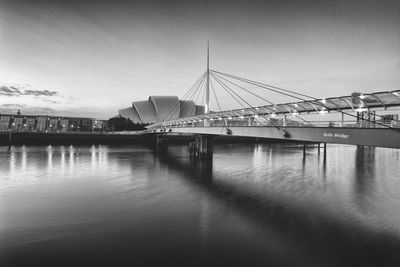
<box><xmin>0</xmin><ymin>114</ymin><xmax>97</xmax><ymax>133</ymax></box>
<box><xmin>118</xmin><ymin>96</ymin><xmax>205</xmax><ymax>124</ymax></box>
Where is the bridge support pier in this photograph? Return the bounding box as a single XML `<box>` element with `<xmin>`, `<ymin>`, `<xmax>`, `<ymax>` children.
<box><xmin>190</xmin><ymin>135</ymin><xmax>213</xmax><ymax>160</ymax></box>
<box><xmin>156</xmin><ymin>134</ymin><xmax>168</xmax><ymax>152</ymax></box>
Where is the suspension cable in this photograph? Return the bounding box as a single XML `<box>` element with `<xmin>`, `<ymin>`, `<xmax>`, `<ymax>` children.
<box><xmin>211</xmin><ymin>70</ymin><xmax>391</xmax><ymax>128</ymax></box>
<box><xmin>211</xmin><ymin>73</ymin><xmax>316</xmax><ymax>127</ymax></box>
<box><xmin>163</xmin><ymin>72</ymin><xmax>206</xmax><ymax>122</ymax></box>
<box><xmin>211</xmin><ymin>73</ymin><xmax>271</xmax><ymax>126</ymax></box>
<box><xmin>212</xmin><ymin>72</ymin><xmax>275</xmax><ymax>105</ymax></box>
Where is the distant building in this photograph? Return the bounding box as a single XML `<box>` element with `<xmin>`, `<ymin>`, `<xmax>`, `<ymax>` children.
<box><xmin>118</xmin><ymin>96</ymin><xmax>205</xmax><ymax>124</ymax></box>
<box><xmin>0</xmin><ymin>113</ymin><xmax>101</xmax><ymax>132</ymax></box>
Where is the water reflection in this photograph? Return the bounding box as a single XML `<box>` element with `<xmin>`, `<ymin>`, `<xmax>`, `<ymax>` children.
<box><xmin>60</xmin><ymin>146</ymin><xmax>65</xmax><ymax>175</ymax></box>
<box><xmin>158</xmin><ymin>144</ymin><xmax>400</xmax><ymax>266</ymax></box>
<box><xmin>354</xmin><ymin>147</ymin><xmax>376</xmax><ymax>212</ymax></box>
<box><xmin>1</xmin><ymin>144</ymin><xmax>400</xmax><ymax>266</ymax></box>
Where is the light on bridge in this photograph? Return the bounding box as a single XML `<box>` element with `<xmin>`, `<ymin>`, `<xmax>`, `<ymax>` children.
<box><xmin>355</xmin><ymin>107</ymin><xmax>368</xmax><ymax>112</ymax></box>
<box><xmin>318</xmin><ymin>107</ymin><xmax>328</xmax><ymax>115</ymax></box>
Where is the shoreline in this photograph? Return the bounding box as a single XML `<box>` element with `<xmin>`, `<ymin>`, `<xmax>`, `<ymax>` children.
<box><xmin>0</xmin><ymin>132</ymin><xmax>295</xmax><ymax>146</ymax></box>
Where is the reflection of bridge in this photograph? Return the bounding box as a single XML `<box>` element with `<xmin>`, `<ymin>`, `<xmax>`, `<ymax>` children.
<box><xmin>148</xmin><ymin>47</ymin><xmax>400</xmax><ymax>154</ymax></box>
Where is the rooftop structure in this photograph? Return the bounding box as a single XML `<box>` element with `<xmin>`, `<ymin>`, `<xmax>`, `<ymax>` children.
<box><xmin>119</xmin><ymin>96</ymin><xmax>205</xmax><ymax>124</ymax></box>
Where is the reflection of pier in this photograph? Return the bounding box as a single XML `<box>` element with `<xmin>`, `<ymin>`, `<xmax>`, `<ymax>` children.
<box><xmin>353</xmin><ymin>147</ymin><xmax>376</xmax><ymax>212</ymax></box>
<box><xmin>155</xmin><ymin>144</ymin><xmax>400</xmax><ymax>266</ymax></box>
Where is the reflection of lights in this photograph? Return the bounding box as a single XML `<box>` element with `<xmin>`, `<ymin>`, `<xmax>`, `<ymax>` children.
<box><xmin>355</xmin><ymin>107</ymin><xmax>368</xmax><ymax>112</ymax></box>
<box><xmin>291</xmin><ymin>111</ymin><xmax>299</xmax><ymax>116</ymax></box>
<box><xmin>359</xmin><ymin>94</ymin><xmax>366</xmax><ymax>99</ymax></box>
<box><xmin>392</xmin><ymin>92</ymin><xmax>400</xmax><ymax>97</ymax></box>
<box><xmin>228</xmin><ymin>117</ymin><xmax>233</xmax><ymax>120</ymax></box>
<box><xmin>218</xmin><ymin>117</ymin><xmax>223</xmax><ymax>120</ymax></box>
<box><xmin>321</xmin><ymin>99</ymin><xmax>326</xmax><ymax>104</ymax></box>
<box><xmin>270</xmin><ymin>113</ymin><xmax>277</xmax><ymax>118</ymax></box>
<box><xmin>253</xmin><ymin>114</ymin><xmax>259</xmax><ymax>118</ymax></box>
<box><xmin>239</xmin><ymin>115</ymin><xmax>244</xmax><ymax>119</ymax></box>
<box><xmin>294</xmin><ymin>103</ymin><xmax>298</xmax><ymax>107</ymax></box>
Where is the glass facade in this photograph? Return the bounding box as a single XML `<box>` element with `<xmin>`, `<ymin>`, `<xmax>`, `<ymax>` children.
<box><xmin>0</xmin><ymin>114</ymin><xmax>98</xmax><ymax>132</ymax></box>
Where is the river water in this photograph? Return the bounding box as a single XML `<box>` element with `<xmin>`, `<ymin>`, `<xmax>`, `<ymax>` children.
<box><xmin>1</xmin><ymin>143</ymin><xmax>400</xmax><ymax>266</ymax></box>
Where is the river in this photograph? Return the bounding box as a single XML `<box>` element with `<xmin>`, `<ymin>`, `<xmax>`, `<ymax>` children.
<box><xmin>1</xmin><ymin>143</ymin><xmax>400</xmax><ymax>266</ymax></box>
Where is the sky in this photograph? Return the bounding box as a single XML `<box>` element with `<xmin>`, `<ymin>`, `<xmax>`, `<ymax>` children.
<box><xmin>0</xmin><ymin>0</ymin><xmax>399</xmax><ymax>119</ymax></box>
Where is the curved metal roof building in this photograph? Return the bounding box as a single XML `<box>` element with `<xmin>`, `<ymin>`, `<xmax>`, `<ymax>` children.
<box><xmin>118</xmin><ymin>96</ymin><xmax>204</xmax><ymax>124</ymax></box>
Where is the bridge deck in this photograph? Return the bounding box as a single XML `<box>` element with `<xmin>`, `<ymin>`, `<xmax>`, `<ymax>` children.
<box><xmin>159</xmin><ymin>126</ymin><xmax>400</xmax><ymax>149</ymax></box>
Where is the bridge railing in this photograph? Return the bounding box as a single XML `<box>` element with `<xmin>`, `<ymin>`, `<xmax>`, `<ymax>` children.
<box><xmin>158</xmin><ymin>119</ymin><xmax>399</xmax><ymax>129</ymax></box>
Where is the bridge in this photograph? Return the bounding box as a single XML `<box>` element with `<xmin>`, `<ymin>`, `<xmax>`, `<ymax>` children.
<box><xmin>148</xmin><ymin>47</ymin><xmax>400</xmax><ymax>157</ymax></box>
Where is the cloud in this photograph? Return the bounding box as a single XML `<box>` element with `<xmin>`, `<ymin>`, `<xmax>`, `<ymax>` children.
<box><xmin>0</xmin><ymin>104</ymin><xmax>61</xmax><ymax>115</ymax></box>
<box><xmin>0</xmin><ymin>86</ymin><xmax>23</xmax><ymax>96</ymax></box>
<box><xmin>1</xmin><ymin>103</ymin><xmax>24</xmax><ymax>108</ymax></box>
<box><xmin>23</xmin><ymin>89</ymin><xmax>58</xmax><ymax>96</ymax></box>
<box><xmin>0</xmin><ymin>85</ymin><xmax>59</xmax><ymax>97</ymax></box>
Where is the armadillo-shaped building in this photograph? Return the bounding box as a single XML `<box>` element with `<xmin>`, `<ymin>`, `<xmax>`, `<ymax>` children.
<box><xmin>119</xmin><ymin>96</ymin><xmax>205</xmax><ymax>124</ymax></box>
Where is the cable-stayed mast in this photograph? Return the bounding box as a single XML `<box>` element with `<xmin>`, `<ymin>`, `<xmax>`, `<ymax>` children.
<box><xmin>205</xmin><ymin>42</ymin><xmax>210</xmax><ymax>114</ymax></box>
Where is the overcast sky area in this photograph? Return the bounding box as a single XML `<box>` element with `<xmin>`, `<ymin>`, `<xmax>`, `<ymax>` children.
<box><xmin>0</xmin><ymin>0</ymin><xmax>399</xmax><ymax>119</ymax></box>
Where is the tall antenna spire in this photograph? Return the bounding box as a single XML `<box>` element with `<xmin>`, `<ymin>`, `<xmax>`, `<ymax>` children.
<box><xmin>205</xmin><ymin>41</ymin><xmax>210</xmax><ymax>114</ymax></box>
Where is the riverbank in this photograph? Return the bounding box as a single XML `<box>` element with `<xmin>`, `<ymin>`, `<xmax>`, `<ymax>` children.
<box><xmin>0</xmin><ymin>132</ymin><xmax>294</xmax><ymax>146</ymax></box>
<box><xmin>0</xmin><ymin>132</ymin><xmax>150</xmax><ymax>146</ymax></box>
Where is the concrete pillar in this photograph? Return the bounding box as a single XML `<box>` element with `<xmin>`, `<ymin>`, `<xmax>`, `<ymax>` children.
<box><xmin>156</xmin><ymin>134</ymin><xmax>168</xmax><ymax>152</ymax></box>
<box><xmin>190</xmin><ymin>135</ymin><xmax>214</xmax><ymax>160</ymax></box>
